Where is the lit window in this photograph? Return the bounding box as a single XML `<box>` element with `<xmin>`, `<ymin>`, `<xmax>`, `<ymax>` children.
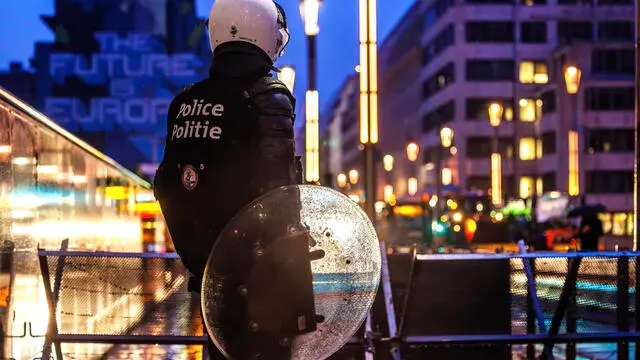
<box><xmin>384</xmin><ymin>185</ymin><xmax>394</xmax><ymax>203</ymax></box>
<box><xmin>519</xmin><ymin>61</ymin><xmax>548</xmax><ymax>84</ymax></box>
<box><xmin>442</xmin><ymin>168</ymin><xmax>452</xmax><ymax>185</ymax></box>
<box><xmin>408</xmin><ymin>177</ymin><xmax>418</xmax><ymax>196</ymax></box>
<box><xmin>536</xmin><ymin>177</ymin><xmax>543</xmax><ymax>195</ymax></box>
<box><xmin>519</xmin><ymin>99</ymin><xmax>537</xmax><ymax>122</ymax></box>
<box><xmin>599</xmin><ymin>213</ymin><xmax>612</xmax><ymax>234</ymax></box>
<box><xmin>504</xmin><ymin>106</ymin><xmax>514</xmax><ymax>121</ymax></box>
<box><xmin>519</xmin><ymin>137</ymin><xmax>536</xmax><ymax>160</ymax></box>
<box><xmin>612</xmin><ymin>213</ymin><xmax>627</xmax><ymax>236</ymax></box>
<box><xmin>627</xmin><ymin>212</ymin><xmax>634</xmax><ymax>236</ymax></box>
<box><xmin>536</xmin><ymin>139</ymin><xmax>543</xmax><ymax>159</ymax></box>
<box><xmin>519</xmin><ymin>176</ymin><xmax>535</xmax><ymax>198</ymax></box>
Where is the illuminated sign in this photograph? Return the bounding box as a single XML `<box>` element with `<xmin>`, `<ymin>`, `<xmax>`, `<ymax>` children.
<box><xmin>393</xmin><ymin>204</ymin><xmax>424</xmax><ymax>217</ymax></box>
<box><xmin>45</xmin><ymin>32</ymin><xmax>204</xmax><ymax>132</ymax></box>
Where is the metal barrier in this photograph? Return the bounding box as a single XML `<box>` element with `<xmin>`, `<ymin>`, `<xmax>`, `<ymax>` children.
<box><xmin>37</xmin><ymin>240</ymin><xmax>640</xmax><ymax>360</ymax></box>
<box><xmin>37</xmin><ymin>242</ymin><xmax>208</xmax><ymax>360</ymax></box>
<box><xmin>367</xmin><ymin>245</ymin><xmax>640</xmax><ymax>360</ymax></box>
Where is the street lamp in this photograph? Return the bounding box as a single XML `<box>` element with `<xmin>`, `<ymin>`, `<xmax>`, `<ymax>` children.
<box><xmin>337</xmin><ymin>173</ymin><xmax>348</xmax><ymax>188</ymax></box>
<box><xmin>277</xmin><ymin>66</ymin><xmax>296</xmax><ymax>93</ymax></box>
<box><xmin>564</xmin><ymin>65</ymin><xmax>582</xmax><ymax>198</ymax></box>
<box><xmin>440</xmin><ymin>127</ymin><xmax>454</xmax><ymax>148</ymax></box>
<box><xmin>406</xmin><ymin>142</ymin><xmax>419</xmax><ymax>162</ymax></box>
<box><xmin>348</xmin><ymin>169</ymin><xmax>359</xmax><ymax>185</ymax></box>
<box><xmin>383</xmin><ymin>154</ymin><xmax>394</xmax><ymax>172</ymax></box>
<box><xmin>488</xmin><ymin>102</ymin><xmax>504</xmax><ymax>206</ymax></box>
<box><xmin>300</xmin><ymin>0</ymin><xmax>321</xmax><ymax>183</ymax></box>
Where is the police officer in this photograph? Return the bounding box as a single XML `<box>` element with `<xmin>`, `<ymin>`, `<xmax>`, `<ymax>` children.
<box><xmin>153</xmin><ymin>0</ymin><xmax>302</xmax><ymax>358</ymax></box>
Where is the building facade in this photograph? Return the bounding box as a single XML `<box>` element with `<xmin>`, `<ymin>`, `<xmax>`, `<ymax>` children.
<box><xmin>377</xmin><ymin>1</ymin><xmax>426</xmax><ymax>202</ymax></box>
<box><xmin>317</xmin><ymin>0</ymin><xmax>634</xmax><ymax>244</ymax></box>
<box><xmin>320</xmin><ymin>75</ymin><xmax>359</xmax><ymax>193</ymax></box>
<box><xmin>6</xmin><ymin>0</ymin><xmax>211</xmax><ymax>174</ymax></box>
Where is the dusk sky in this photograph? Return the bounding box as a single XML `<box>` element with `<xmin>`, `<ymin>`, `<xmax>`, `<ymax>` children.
<box><xmin>0</xmin><ymin>0</ymin><xmax>413</xmax><ymax>114</ymax></box>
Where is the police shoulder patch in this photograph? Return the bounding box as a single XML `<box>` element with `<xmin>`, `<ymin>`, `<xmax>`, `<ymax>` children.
<box><xmin>181</xmin><ymin>165</ymin><xmax>199</xmax><ymax>191</ymax></box>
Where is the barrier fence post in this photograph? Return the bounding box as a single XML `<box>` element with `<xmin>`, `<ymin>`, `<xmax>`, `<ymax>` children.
<box><xmin>618</xmin><ymin>255</ymin><xmax>630</xmax><ymax>360</ymax></box>
<box><xmin>635</xmin><ymin>255</ymin><xmax>640</xmax><ymax>360</ymax></box>
<box><xmin>566</xmin><ymin>257</ymin><xmax>578</xmax><ymax>360</ymax></box>
<box><xmin>526</xmin><ymin>257</ymin><xmax>536</xmax><ymax>359</ymax></box>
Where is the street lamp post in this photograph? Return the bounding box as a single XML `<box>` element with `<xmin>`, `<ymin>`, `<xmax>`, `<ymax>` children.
<box><xmin>488</xmin><ymin>102</ymin><xmax>504</xmax><ymax>206</ymax></box>
<box><xmin>300</xmin><ymin>0</ymin><xmax>321</xmax><ymax>183</ymax></box>
<box><xmin>563</xmin><ymin>65</ymin><xmax>582</xmax><ymax>202</ymax></box>
<box><xmin>358</xmin><ymin>0</ymin><xmax>379</xmax><ymax>221</ymax></box>
<box><xmin>532</xmin><ymin>99</ymin><xmax>543</xmax><ymax>232</ymax></box>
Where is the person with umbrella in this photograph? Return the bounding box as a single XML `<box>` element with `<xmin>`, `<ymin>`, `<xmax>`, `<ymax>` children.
<box><xmin>568</xmin><ymin>204</ymin><xmax>606</xmax><ymax>251</ymax></box>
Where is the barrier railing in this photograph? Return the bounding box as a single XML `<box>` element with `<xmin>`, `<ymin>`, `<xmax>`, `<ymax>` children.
<box><xmin>37</xmin><ymin>242</ymin><xmax>207</xmax><ymax>360</ymax></box>
<box><xmin>36</xmin><ymin>241</ymin><xmax>640</xmax><ymax>360</ymax></box>
<box><xmin>367</xmin><ymin>244</ymin><xmax>640</xmax><ymax>360</ymax></box>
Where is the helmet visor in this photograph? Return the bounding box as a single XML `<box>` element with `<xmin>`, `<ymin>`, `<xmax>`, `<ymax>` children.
<box><xmin>274</xmin><ymin>1</ymin><xmax>290</xmax><ymax>57</ymax></box>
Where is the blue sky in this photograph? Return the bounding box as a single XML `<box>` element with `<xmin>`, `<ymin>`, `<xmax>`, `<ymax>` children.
<box><xmin>0</xmin><ymin>0</ymin><xmax>413</xmax><ymax>112</ymax></box>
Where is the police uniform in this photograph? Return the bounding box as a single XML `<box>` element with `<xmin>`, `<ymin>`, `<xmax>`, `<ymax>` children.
<box><xmin>154</xmin><ymin>42</ymin><xmax>302</xmax><ymax>359</ymax></box>
<box><xmin>155</xmin><ymin>42</ymin><xmax>302</xmax><ymax>281</ymax></box>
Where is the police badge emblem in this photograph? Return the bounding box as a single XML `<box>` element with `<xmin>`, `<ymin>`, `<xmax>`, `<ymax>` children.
<box><xmin>181</xmin><ymin>165</ymin><xmax>199</xmax><ymax>190</ymax></box>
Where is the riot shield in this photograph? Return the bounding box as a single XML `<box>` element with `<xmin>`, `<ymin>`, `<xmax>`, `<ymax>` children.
<box><xmin>202</xmin><ymin>185</ymin><xmax>381</xmax><ymax>360</ymax></box>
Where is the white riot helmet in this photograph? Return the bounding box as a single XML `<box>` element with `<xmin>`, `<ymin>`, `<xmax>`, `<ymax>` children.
<box><xmin>207</xmin><ymin>0</ymin><xmax>290</xmax><ymax>63</ymax></box>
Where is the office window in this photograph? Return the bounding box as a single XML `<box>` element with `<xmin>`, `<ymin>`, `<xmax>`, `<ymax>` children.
<box><xmin>520</xmin><ymin>177</ymin><xmax>535</xmax><ymax>198</ymax></box>
<box><xmin>586</xmin><ymin>129</ymin><xmax>634</xmax><ymax>153</ymax></box>
<box><xmin>557</xmin><ymin>22</ymin><xmax>593</xmax><ymax>44</ymax></box>
<box><xmin>599</xmin><ymin>0</ymin><xmax>632</xmax><ymax>5</ymax></box>
<box><xmin>519</xmin><ymin>61</ymin><xmax>548</xmax><ymax>84</ymax></box>
<box><xmin>599</xmin><ymin>213</ymin><xmax>613</xmax><ymax>234</ymax></box>
<box><xmin>541</xmin><ymin>172</ymin><xmax>556</xmax><ymax>192</ymax></box>
<box><xmin>520</xmin><ymin>22</ymin><xmax>547</xmax><ymax>43</ymax></box>
<box><xmin>465</xmin><ymin>98</ymin><xmax>514</xmax><ymax>121</ymax></box>
<box><xmin>466</xmin><ymin>60</ymin><xmax>515</xmax><ymax>81</ymax></box>
<box><xmin>611</xmin><ymin>213</ymin><xmax>628</xmax><ymax>236</ymax></box>
<box><xmin>539</xmin><ymin>90</ymin><xmax>556</xmax><ymax>114</ymax></box>
<box><xmin>466</xmin><ymin>22</ymin><xmax>515</xmax><ymax>42</ymax></box>
<box><xmin>587</xmin><ymin>171</ymin><xmax>633</xmax><ymax>193</ymax></box>
<box><xmin>519</xmin><ymin>137</ymin><xmax>536</xmax><ymax>160</ymax></box>
<box><xmin>522</xmin><ymin>0</ymin><xmax>546</xmax><ymax>5</ymax></box>
<box><xmin>466</xmin><ymin>0</ymin><xmax>513</xmax><ymax>3</ymax></box>
<box><xmin>422</xmin><ymin>63</ymin><xmax>455</xmax><ymax>100</ymax></box>
<box><xmin>422</xmin><ymin>24</ymin><xmax>455</xmax><ymax>66</ymax></box>
<box><xmin>423</xmin><ymin>0</ymin><xmax>454</xmax><ymax>31</ymax></box>
<box><xmin>542</xmin><ymin>132</ymin><xmax>556</xmax><ymax>155</ymax></box>
<box><xmin>558</xmin><ymin>0</ymin><xmax>593</xmax><ymax>4</ymax></box>
<box><xmin>598</xmin><ymin>22</ymin><xmax>634</xmax><ymax>41</ymax></box>
<box><xmin>585</xmin><ymin>87</ymin><xmax>634</xmax><ymax>110</ymax></box>
<box><xmin>591</xmin><ymin>49</ymin><xmax>634</xmax><ymax>75</ymax></box>
<box><xmin>466</xmin><ymin>137</ymin><xmax>514</xmax><ymax>159</ymax></box>
<box><xmin>467</xmin><ymin>176</ymin><xmax>491</xmax><ymax>192</ymax></box>
<box><xmin>422</xmin><ymin>100</ymin><xmax>455</xmax><ymax>132</ymax></box>
<box><xmin>518</xmin><ymin>99</ymin><xmax>537</xmax><ymax>122</ymax></box>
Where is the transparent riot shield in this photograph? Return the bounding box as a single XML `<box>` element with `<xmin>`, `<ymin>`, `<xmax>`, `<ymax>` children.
<box><xmin>201</xmin><ymin>185</ymin><xmax>381</xmax><ymax>360</ymax></box>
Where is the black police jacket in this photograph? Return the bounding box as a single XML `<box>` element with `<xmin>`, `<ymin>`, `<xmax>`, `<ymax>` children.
<box><xmin>153</xmin><ymin>47</ymin><xmax>302</xmax><ymax>283</ymax></box>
